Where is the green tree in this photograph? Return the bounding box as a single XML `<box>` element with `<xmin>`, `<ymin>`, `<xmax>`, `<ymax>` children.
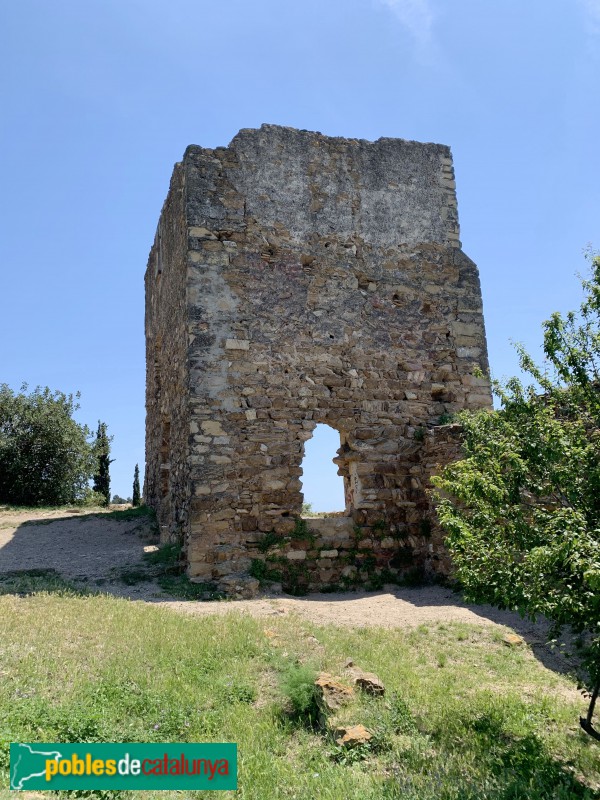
<box><xmin>92</xmin><ymin>421</ymin><xmax>113</xmax><ymax>506</ymax></box>
<box><xmin>132</xmin><ymin>463</ymin><xmax>141</xmax><ymax>507</ymax></box>
<box><xmin>0</xmin><ymin>384</ymin><xmax>95</xmax><ymax>506</ymax></box>
<box><xmin>433</xmin><ymin>252</ymin><xmax>600</xmax><ymax>741</ymax></box>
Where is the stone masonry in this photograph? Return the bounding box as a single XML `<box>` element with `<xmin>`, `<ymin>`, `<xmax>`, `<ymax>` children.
<box><xmin>145</xmin><ymin>124</ymin><xmax>491</xmax><ymax>596</ymax></box>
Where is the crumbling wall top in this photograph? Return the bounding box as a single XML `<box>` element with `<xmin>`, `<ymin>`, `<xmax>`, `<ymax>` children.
<box><xmin>183</xmin><ymin>123</ymin><xmax>460</xmax><ymax>249</ymax></box>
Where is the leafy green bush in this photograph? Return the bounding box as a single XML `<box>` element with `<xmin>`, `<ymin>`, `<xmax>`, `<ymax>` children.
<box><xmin>0</xmin><ymin>384</ymin><xmax>96</xmax><ymax>506</ymax></box>
<box><xmin>80</xmin><ymin>488</ymin><xmax>107</xmax><ymax>507</ymax></box>
<box><xmin>434</xmin><ymin>252</ymin><xmax>600</xmax><ymax>740</ymax></box>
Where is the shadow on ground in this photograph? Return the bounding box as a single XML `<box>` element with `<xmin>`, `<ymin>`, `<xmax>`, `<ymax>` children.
<box><xmin>0</xmin><ymin>507</ymin><xmax>582</xmax><ymax>681</ymax></box>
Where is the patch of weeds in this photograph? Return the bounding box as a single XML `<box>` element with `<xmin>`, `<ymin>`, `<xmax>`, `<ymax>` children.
<box><xmin>257</xmin><ymin>530</ymin><xmax>284</xmax><ymax>553</ymax></box>
<box><xmin>414</xmin><ymin>426</ymin><xmax>426</xmax><ymax>442</ymax></box>
<box><xmin>294</xmin><ymin>517</ymin><xmax>309</xmax><ymax>537</ymax></box>
<box><xmin>53</xmin><ymin>710</ymin><xmax>105</xmax><ymax>742</ymax></box>
<box><xmin>281</xmin><ymin>561</ymin><xmax>310</xmax><ymax>596</ymax></box>
<box><xmin>57</xmin><ymin>790</ymin><xmax>124</xmax><ymax>799</ymax></box>
<box><xmin>329</xmin><ymin>740</ymin><xmax>375</xmax><ymax>764</ymax></box>
<box><xmin>250</xmin><ymin>558</ymin><xmax>267</xmax><ymax>581</ymax></box>
<box><xmin>388</xmin><ymin>694</ymin><xmax>419</xmax><ymax>735</ymax></box>
<box><xmin>357</xmin><ymin>551</ymin><xmax>377</xmax><ymax>571</ymax></box>
<box><xmin>392</xmin><ymin>525</ymin><xmax>409</xmax><ymax>540</ymax></box>
<box><xmin>380</xmin><ymin>567</ymin><xmax>396</xmax><ymax>583</ymax></box>
<box><xmin>365</xmin><ymin>574</ymin><xmax>385</xmax><ymax>591</ymax></box>
<box><xmin>339</xmin><ymin>574</ymin><xmax>358</xmax><ymax>591</ymax></box>
<box><xmin>157</xmin><ymin>573</ymin><xmax>224</xmax><ymax>600</ymax></box>
<box><xmin>372</xmin><ymin>518</ymin><xmax>387</xmax><ymax>533</ymax></box>
<box><xmin>119</xmin><ymin>568</ymin><xmax>149</xmax><ymax>586</ymax></box>
<box><xmin>279</xmin><ymin>663</ymin><xmax>319</xmax><ymax>726</ymax></box>
<box><xmin>3</xmin><ymin>567</ymin><xmax>56</xmax><ymax>578</ymax></box>
<box><xmin>143</xmin><ymin>541</ymin><xmax>181</xmax><ymax>572</ymax></box>
<box><xmin>353</xmin><ymin>524</ymin><xmax>363</xmax><ymax>538</ymax></box>
<box><xmin>114</xmin><ymin>542</ymin><xmax>183</xmax><ymax>587</ymax></box>
<box><xmin>293</xmin><ymin>517</ymin><xmax>315</xmax><ymax>544</ymax></box>
<box><xmin>219</xmin><ymin>682</ymin><xmax>257</xmax><ymax>704</ymax></box>
<box><xmin>0</xmin><ymin>503</ymin><xmax>69</xmax><ymax>513</ymax></box>
<box><xmin>438</xmin><ymin>412</ymin><xmax>456</xmax><ymax>425</ymax></box>
<box><xmin>320</xmin><ymin>583</ymin><xmax>343</xmax><ymax>593</ymax></box>
<box><xmin>0</xmin><ymin>736</ymin><xmax>10</xmax><ymax>783</ymax></box>
<box><xmin>250</xmin><ymin>558</ymin><xmax>282</xmax><ymax>583</ymax></box>
<box><xmin>100</xmin><ymin>505</ymin><xmax>156</xmax><ymax>523</ymax></box>
<box><xmin>0</xmin><ymin>569</ymin><xmax>91</xmax><ymax>597</ymax></box>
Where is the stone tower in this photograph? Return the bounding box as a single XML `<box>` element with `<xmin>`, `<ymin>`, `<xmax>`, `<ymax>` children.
<box><xmin>145</xmin><ymin>124</ymin><xmax>491</xmax><ymax>595</ymax></box>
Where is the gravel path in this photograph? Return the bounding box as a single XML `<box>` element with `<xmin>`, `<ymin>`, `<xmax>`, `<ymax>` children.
<box><xmin>0</xmin><ymin>507</ymin><xmax>156</xmax><ymax>580</ymax></box>
<box><xmin>0</xmin><ymin>507</ymin><xmax>559</xmax><ymax>648</ymax></box>
<box><xmin>154</xmin><ymin>586</ymin><xmax>547</xmax><ymax>633</ymax></box>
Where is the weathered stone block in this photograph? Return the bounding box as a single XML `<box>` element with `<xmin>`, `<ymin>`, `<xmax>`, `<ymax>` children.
<box><xmin>286</xmin><ymin>550</ymin><xmax>307</xmax><ymax>561</ymax></box>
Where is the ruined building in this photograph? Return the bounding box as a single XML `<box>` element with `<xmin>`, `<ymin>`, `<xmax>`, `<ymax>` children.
<box><xmin>145</xmin><ymin>124</ymin><xmax>491</xmax><ymax>596</ymax></box>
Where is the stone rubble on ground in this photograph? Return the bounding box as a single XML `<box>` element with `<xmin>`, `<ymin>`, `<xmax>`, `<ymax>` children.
<box><xmin>334</xmin><ymin>724</ymin><xmax>373</xmax><ymax>747</ymax></box>
<box><xmin>314</xmin><ymin>672</ymin><xmax>355</xmax><ymax>712</ymax></box>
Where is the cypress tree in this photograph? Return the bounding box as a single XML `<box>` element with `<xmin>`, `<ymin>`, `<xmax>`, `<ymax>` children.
<box><xmin>132</xmin><ymin>463</ymin><xmax>141</xmax><ymax>507</ymax></box>
<box><xmin>92</xmin><ymin>422</ymin><xmax>112</xmax><ymax>506</ymax></box>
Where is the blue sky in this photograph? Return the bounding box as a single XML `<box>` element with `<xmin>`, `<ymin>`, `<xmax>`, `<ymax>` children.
<box><xmin>1</xmin><ymin>0</ymin><xmax>598</xmax><ymax>507</ymax></box>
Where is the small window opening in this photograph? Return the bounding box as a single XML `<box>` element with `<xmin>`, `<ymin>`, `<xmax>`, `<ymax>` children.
<box><xmin>300</xmin><ymin>424</ymin><xmax>345</xmax><ymax>515</ymax></box>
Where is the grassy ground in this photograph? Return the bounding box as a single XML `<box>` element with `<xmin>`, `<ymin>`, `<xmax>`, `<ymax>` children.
<box><xmin>0</xmin><ymin>588</ymin><xmax>598</xmax><ymax>799</ymax></box>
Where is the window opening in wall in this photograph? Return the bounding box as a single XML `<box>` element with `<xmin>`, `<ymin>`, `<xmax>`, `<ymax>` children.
<box><xmin>300</xmin><ymin>424</ymin><xmax>345</xmax><ymax>515</ymax></box>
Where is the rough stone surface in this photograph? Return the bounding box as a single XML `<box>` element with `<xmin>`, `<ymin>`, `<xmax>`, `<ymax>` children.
<box><xmin>502</xmin><ymin>633</ymin><xmax>525</xmax><ymax>647</ymax></box>
<box><xmin>145</xmin><ymin>124</ymin><xmax>491</xmax><ymax>592</ymax></box>
<box><xmin>315</xmin><ymin>673</ymin><xmax>355</xmax><ymax>711</ymax></box>
<box><xmin>348</xmin><ymin>668</ymin><xmax>386</xmax><ymax>696</ymax></box>
<box><xmin>334</xmin><ymin>724</ymin><xmax>373</xmax><ymax>747</ymax></box>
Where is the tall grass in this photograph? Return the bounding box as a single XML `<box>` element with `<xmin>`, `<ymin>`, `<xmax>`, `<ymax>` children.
<box><xmin>0</xmin><ymin>591</ymin><xmax>598</xmax><ymax>799</ymax></box>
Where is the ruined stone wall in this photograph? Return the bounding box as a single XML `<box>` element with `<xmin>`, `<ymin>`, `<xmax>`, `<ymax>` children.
<box><xmin>146</xmin><ymin>124</ymin><xmax>491</xmax><ymax>594</ymax></box>
<box><xmin>228</xmin><ymin>425</ymin><xmax>467</xmax><ymax>596</ymax></box>
<box><xmin>411</xmin><ymin>422</ymin><xmax>466</xmax><ymax>576</ymax></box>
<box><xmin>144</xmin><ymin>164</ymin><xmax>191</xmax><ymax>542</ymax></box>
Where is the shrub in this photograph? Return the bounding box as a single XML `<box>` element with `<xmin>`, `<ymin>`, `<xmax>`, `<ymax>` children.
<box><xmin>434</xmin><ymin>251</ymin><xmax>600</xmax><ymax>741</ymax></box>
<box><xmin>0</xmin><ymin>384</ymin><xmax>96</xmax><ymax>506</ymax></box>
<box><xmin>279</xmin><ymin>663</ymin><xmax>319</xmax><ymax>722</ymax></box>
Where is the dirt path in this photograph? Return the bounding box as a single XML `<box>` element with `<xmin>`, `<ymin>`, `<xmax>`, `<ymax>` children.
<box><xmin>0</xmin><ymin>507</ymin><xmax>559</xmax><ymax>645</ymax></box>
<box><xmin>154</xmin><ymin>587</ymin><xmax>549</xmax><ymax>635</ymax></box>
<box><xmin>0</xmin><ymin>506</ymin><xmax>157</xmax><ymax>581</ymax></box>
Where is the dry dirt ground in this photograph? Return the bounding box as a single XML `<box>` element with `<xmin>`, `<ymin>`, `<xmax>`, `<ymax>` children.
<box><xmin>0</xmin><ymin>506</ymin><xmax>157</xmax><ymax>582</ymax></box>
<box><xmin>0</xmin><ymin>506</ymin><xmax>573</xmax><ymax>669</ymax></box>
